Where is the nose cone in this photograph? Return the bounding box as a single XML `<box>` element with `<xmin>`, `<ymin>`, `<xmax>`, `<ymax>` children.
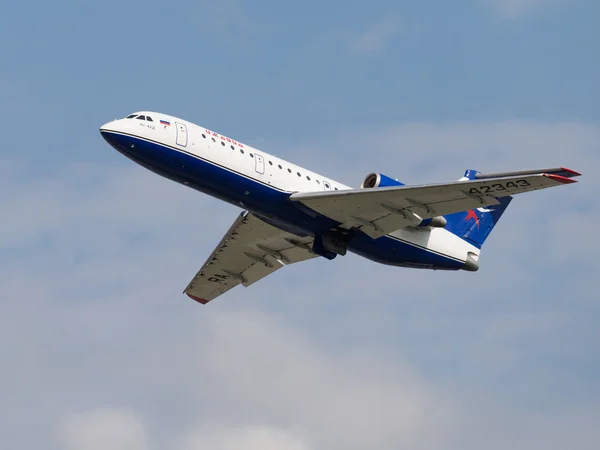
<box><xmin>100</xmin><ymin>121</ymin><xmax>119</xmax><ymax>148</ymax></box>
<box><xmin>100</xmin><ymin>118</ymin><xmax>142</xmax><ymax>162</ymax></box>
<box><xmin>100</xmin><ymin>119</ymin><xmax>119</xmax><ymax>135</ymax></box>
<box><xmin>100</xmin><ymin>118</ymin><xmax>134</xmax><ymax>148</ymax></box>
<box><xmin>100</xmin><ymin>119</ymin><xmax>134</xmax><ymax>153</ymax></box>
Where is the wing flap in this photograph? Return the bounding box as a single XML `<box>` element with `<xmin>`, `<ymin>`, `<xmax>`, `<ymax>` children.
<box><xmin>290</xmin><ymin>169</ymin><xmax>580</xmax><ymax>238</ymax></box>
<box><xmin>184</xmin><ymin>212</ymin><xmax>317</xmax><ymax>304</ymax></box>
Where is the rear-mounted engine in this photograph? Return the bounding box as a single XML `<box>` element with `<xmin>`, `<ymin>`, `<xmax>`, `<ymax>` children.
<box><xmin>361</xmin><ymin>173</ymin><xmax>404</xmax><ymax>188</ymax></box>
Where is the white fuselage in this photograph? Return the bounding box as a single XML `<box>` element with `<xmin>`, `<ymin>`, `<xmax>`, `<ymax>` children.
<box><xmin>100</xmin><ymin>111</ymin><xmax>480</xmax><ymax>270</ymax></box>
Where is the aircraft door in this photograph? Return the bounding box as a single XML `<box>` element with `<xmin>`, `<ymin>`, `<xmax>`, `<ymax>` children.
<box><xmin>175</xmin><ymin>122</ymin><xmax>188</xmax><ymax>147</ymax></box>
<box><xmin>254</xmin><ymin>153</ymin><xmax>265</xmax><ymax>174</ymax></box>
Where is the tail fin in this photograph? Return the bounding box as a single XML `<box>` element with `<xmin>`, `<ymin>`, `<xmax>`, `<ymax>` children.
<box><xmin>445</xmin><ymin>169</ymin><xmax>513</xmax><ymax>248</ymax></box>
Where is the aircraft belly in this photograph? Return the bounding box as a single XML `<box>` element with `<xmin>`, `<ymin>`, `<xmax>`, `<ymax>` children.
<box><xmin>347</xmin><ymin>233</ymin><xmax>464</xmax><ymax>270</ymax></box>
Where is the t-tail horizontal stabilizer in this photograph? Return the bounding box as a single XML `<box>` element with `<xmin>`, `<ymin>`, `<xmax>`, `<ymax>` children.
<box><xmin>445</xmin><ymin>167</ymin><xmax>581</xmax><ymax>249</ymax></box>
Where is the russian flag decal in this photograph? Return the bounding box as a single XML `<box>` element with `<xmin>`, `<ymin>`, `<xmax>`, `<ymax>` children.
<box><xmin>160</xmin><ymin>119</ymin><xmax>170</xmax><ymax>126</ymax></box>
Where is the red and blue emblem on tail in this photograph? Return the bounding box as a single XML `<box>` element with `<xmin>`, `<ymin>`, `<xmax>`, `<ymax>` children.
<box><xmin>444</xmin><ymin>169</ymin><xmax>513</xmax><ymax>248</ymax></box>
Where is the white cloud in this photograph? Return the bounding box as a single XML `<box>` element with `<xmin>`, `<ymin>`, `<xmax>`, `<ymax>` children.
<box><xmin>181</xmin><ymin>425</ymin><xmax>310</xmax><ymax>450</ymax></box>
<box><xmin>482</xmin><ymin>0</ymin><xmax>559</xmax><ymax>19</ymax></box>
<box><xmin>60</xmin><ymin>409</ymin><xmax>149</xmax><ymax>450</ymax></box>
<box><xmin>353</xmin><ymin>20</ymin><xmax>399</xmax><ymax>53</ymax></box>
<box><xmin>183</xmin><ymin>310</ymin><xmax>454</xmax><ymax>450</ymax></box>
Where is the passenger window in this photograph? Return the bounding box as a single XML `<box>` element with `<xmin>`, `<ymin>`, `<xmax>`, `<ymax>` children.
<box><xmin>240</xmin><ymin>149</ymin><xmax>244</xmax><ymax>154</ymax></box>
<box><xmin>211</xmin><ymin>137</ymin><xmax>216</xmax><ymax>142</ymax></box>
<box><xmin>287</xmin><ymin>168</ymin><xmax>292</xmax><ymax>173</ymax></box>
<box><xmin>306</xmin><ymin>176</ymin><xmax>311</xmax><ymax>180</ymax></box>
<box><xmin>316</xmin><ymin>180</ymin><xmax>320</xmax><ymax>184</ymax></box>
<box><xmin>297</xmin><ymin>172</ymin><xmax>301</xmax><ymax>177</ymax></box>
<box><xmin>334</xmin><ymin>187</ymin><xmax>338</xmax><ymax>190</ymax></box>
<box><xmin>230</xmin><ymin>145</ymin><xmax>235</xmax><ymax>150</ymax></box>
<box><xmin>250</xmin><ymin>153</ymin><xmax>254</xmax><ymax>158</ymax></box>
<box><xmin>221</xmin><ymin>141</ymin><xmax>225</xmax><ymax>146</ymax></box>
<box><xmin>202</xmin><ymin>134</ymin><xmax>206</xmax><ymax>138</ymax></box>
<box><xmin>269</xmin><ymin>161</ymin><xmax>273</xmax><ymax>165</ymax></box>
<box><xmin>278</xmin><ymin>164</ymin><xmax>282</xmax><ymax>169</ymax></box>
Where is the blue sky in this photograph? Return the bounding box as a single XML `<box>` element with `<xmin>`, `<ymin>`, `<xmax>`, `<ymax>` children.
<box><xmin>1</xmin><ymin>1</ymin><xmax>599</xmax><ymax>449</ymax></box>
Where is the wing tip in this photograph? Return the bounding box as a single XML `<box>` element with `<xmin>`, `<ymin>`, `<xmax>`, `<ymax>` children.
<box><xmin>559</xmin><ymin>167</ymin><xmax>582</xmax><ymax>178</ymax></box>
<box><xmin>186</xmin><ymin>293</ymin><xmax>210</xmax><ymax>305</ymax></box>
<box><xmin>543</xmin><ymin>173</ymin><xmax>578</xmax><ymax>185</ymax></box>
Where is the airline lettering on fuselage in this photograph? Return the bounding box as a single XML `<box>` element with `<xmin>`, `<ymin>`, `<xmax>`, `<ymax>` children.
<box><xmin>205</xmin><ymin>129</ymin><xmax>245</xmax><ymax>148</ymax></box>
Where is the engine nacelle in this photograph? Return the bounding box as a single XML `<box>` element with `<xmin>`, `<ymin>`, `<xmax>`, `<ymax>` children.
<box><xmin>418</xmin><ymin>216</ymin><xmax>448</xmax><ymax>228</ymax></box>
<box><xmin>361</xmin><ymin>173</ymin><xmax>405</xmax><ymax>188</ymax></box>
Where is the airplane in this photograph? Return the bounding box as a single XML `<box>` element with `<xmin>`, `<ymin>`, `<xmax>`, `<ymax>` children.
<box><xmin>100</xmin><ymin>111</ymin><xmax>581</xmax><ymax>305</ymax></box>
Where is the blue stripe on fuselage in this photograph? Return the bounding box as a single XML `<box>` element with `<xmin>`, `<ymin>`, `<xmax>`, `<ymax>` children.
<box><xmin>100</xmin><ymin>131</ymin><xmax>464</xmax><ymax>270</ymax></box>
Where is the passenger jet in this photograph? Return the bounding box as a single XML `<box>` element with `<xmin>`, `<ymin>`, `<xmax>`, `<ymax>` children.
<box><xmin>100</xmin><ymin>112</ymin><xmax>581</xmax><ymax>304</ymax></box>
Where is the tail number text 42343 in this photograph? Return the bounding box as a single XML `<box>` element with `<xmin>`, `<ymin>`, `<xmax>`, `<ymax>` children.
<box><xmin>469</xmin><ymin>179</ymin><xmax>531</xmax><ymax>195</ymax></box>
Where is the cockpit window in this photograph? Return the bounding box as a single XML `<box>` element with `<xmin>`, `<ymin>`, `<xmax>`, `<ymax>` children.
<box><xmin>136</xmin><ymin>115</ymin><xmax>146</xmax><ymax>120</ymax></box>
<box><xmin>146</xmin><ymin>116</ymin><xmax>153</xmax><ymax>122</ymax></box>
<box><xmin>126</xmin><ymin>114</ymin><xmax>137</xmax><ymax>119</ymax></box>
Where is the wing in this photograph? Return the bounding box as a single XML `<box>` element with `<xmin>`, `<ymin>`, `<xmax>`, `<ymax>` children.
<box><xmin>290</xmin><ymin>167</ymin><xmax>581</xmax><ymax>239</ymax></box>
<box><xmin>184</xmin><ymin>211</ymin><xmax>318</xmax><ymax>304</ymax></box>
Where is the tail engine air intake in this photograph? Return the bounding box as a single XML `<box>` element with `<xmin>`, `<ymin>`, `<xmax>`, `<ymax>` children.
<box><xmin>361</xmin><ymin>173</ymin><xmax>404</xmax><ymax>188</ymax></box>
